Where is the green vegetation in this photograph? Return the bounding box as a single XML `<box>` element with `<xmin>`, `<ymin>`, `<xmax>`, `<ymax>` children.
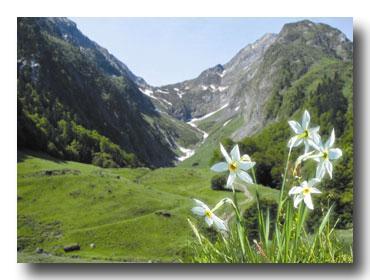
<box><xmin>17</xmin><ymin>151</ymin><xmax>278</xmax><ymax>263</ymax></box>
<box><xmin>17</xmin><ymin>18</ymin><xmax>177</xmax><ymax>168</ymax></box>
<box><xmin>208</xmin><ymin>61</ymin><xmax>353</xmax><ymax>231</ymax></box>
<box><xmin>187</xmin><ymin>119</ymin><xmax>353</xmax><ymax>263</ymax></box>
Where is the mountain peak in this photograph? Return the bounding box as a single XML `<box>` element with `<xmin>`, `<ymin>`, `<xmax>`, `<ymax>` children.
<box><xmin>277</xmin><ymin>20</ymin><xmax>352</xmax><ymax>61</ymax></box>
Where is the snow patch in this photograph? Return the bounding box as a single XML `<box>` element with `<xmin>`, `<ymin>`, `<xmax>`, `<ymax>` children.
<box><xmin>176</xmin><ymin>91</ymin><xmax>186</xmax><ymax>99</ymax></box>
<box><xmin>201</xmin><ymin>85</ymin><xmax>208</xmax><ymax>91</ymax></box>
<box><xmin>234</xmin><ymin>106</ymin><xmax>240</xmax><ymax>111</ymax></box>
<box><xmin>159</xmin><ymin>98</ymin><xmax>172</xmax><ymax>106</ymax></box>
<box><xmin>188</xmin><ymin>122</ymin><xmax>209</xmax><ymax>142</ymax></box>
<box><xmin>139</xmin><ymin>88</ymin><xmax>158</xmax><ymax>100</ymax></box>
<box><xmin>177</xmin><ymin>146</ymin><xmax>195</xmax><ymax>161</ymax></box>
<box><xmin>188</xmin><ymin>103</ymin><xmax>229</xmax><ymax>124</ymax></box>
<box><xmin>174</xmin><ymin>88</ymin><xmax>179</xmax><ymax>92</ymax></box>
<box><xmin>218</xmin><ymin>70</ymin><xmax>226</xmax><ymax>78</ymax></box>
<box><xmin>218</xmin><ymin>86</ymin><xmax>228</xmax><ymax>92</ymax></box>
<box><xmin>223</xmin><ymin>119</ymin><xmax>232</xmax><ymax>127</ymax></box>
<box><xmin>156</xmin><ymin>89</ymin><xmax>169</xmax><ymax>94</ymax></box>
<box><xmin>186</xmin><ymin>103</ymin><xmax>228</xmax><ymax>143</ymax></box>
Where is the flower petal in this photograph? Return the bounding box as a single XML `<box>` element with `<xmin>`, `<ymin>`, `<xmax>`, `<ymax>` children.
<box><xmin>313</xmin><ymin>134</ymin><xmax>323</xmax><ymax>150</ymax></box>
<box><xmin>211</xmin><ymin>162</ymin><xmax>228</xmax><ymax>172</ymax></box>
<box><xmin>288</xmin><ymin>136</ymin><xmax>298</xmax><ymax>148</ymax></box>
<box><xmin>294</xmin><ymin>138</ymin><xmax>304</xmax><ymax>147</ymax></box>
<box><xmin>294</xmin><ymin>195</ymin><xmax>304</xmax><ymax>208</ymax></box>
<box><xmin>325</xmin><ymin>129</ymin><xmax>335</xmax><ymax>149</ymax></box>
<box><xmin>205</xmin><ymin>216</ymin><xmax>213</xmax><ymax>227</ymax></box>
<box><xmin>226</xmin><ymin>173</ymin><xmax>236</xmax><ymax>187</ymax></box>
<box><xmin>191</xmin><ymin>206</ymin><xmax>206</xmax><ymax>216</ymax></box>
<box><xmin>289</xmin><ymin>186</ymin><xmax>302</xmax><ymax>195</ymax></box>
<box><xmin>193</xmin><ymin>199</ymin><xmax>209</xmax><ymax>210</ymax></box>
<box><xmin>310</xmin><ymin>187</ymin><xmax>322</xmax><ymax>194</ymax></box>
<box><xmin>239</xmin><ymin>161</ymin><xmax>255</xmax><ymax>171</ymax></box>
<box><xmin>306</xmin><ymin>138</ymin><xmax>320</xmax><ymax>151</ymax></box>
<box><xmin>304</xmin><ymin>194</ymin><xmax>314</xmax><ymax>210</ymax></box>
<box><xmin>212</xmin><ymin>215</ymin><xmax>228</xmax><ymax>232</ymax></box>
<box><xmin>316</xmin><ymin>161</ymin><xmax>326</xmax><ymax>179</ymax></box>
<box><xmin>304</xmin><ymin>141</ymin><xmax>310</xmax><ymax>154</ymax></box>
<box><xmin>230</xmin><ymin>145</ymin><xmax>240</xmax><ymax>161</ymax></box>
<box><xmin>302</xmin><ymin>110</ymin><xmax>310</xmax><ymax>130</ymax></box>
<box><xmin>220</xmin><ymin>143</ymin><xmax>231</xmax><ymax>163</ymax></box>
<box><xmin>288</xmin><ymin>120</ymin><xmax>303</xmax><ymax>134</ymax></box>
<box><xmin>325</xmin><ymin>160</ymin><xmax>333</xmax><ymax>179</ymax></box>
<box><xmin>310</xmin><ymin>126</ymin><xmax>320</xmax><ymax>134</ymax></box>
<box><xmin>308</xmin><ymin>178</ymin><xmax>321</xmax><ymax>187</ymax></box>
<box><xmin>236</xmin><ymin>170</ymin><xmax>253</xmax><ymax>184</ymax></box>
<box><xmin>288</xmin><ymin>136</ymin><xmax>303</xmax><ymax>148</ymax></box>
<box><xmin>329</xmin><ymin>148</ymin><xmax>342</xmax><ymax>160</ymax></box>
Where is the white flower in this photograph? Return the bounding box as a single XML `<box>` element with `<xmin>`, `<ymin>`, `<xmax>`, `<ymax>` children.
<box><xmin>313</xmin><ymin>129</ymin><xmax>343</xmax><ymax>179</ymax></box>
<box><xmin>288</xmin><ymin>110</ymin><xmax>320</xmax><ymax>153</ymax></box>
<box><xmin>289</xmin><ymin>179</ymin><xmax>322</xmax><ymax>210</ymax></box>
<box><xmin>211</xmin><ymin>144</ymin><xmax>255</xmax><ymax>189</ymax></box>
<box><xmin>191</xmin><ymin>199</ymin><xmax>228</xmax><ymax>231</ymax></box>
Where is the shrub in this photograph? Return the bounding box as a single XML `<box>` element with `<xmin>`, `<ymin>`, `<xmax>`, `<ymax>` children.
<box><xmin>210</xmin><ymin>174</ymin><xmax>227</xmax><ymax>190</ymax></box>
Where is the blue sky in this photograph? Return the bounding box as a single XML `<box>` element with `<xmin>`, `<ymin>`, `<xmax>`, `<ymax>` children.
<box><xmin>71</xmin><ymin>17</ymin><xmax>352</xmax><ymax>86</ymax></box>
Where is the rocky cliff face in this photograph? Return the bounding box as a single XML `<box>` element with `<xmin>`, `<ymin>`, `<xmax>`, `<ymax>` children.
<box><xmin>139</xmin><ymin>20</ymin><xmax>352</xmax><ymax>141</ymax></box>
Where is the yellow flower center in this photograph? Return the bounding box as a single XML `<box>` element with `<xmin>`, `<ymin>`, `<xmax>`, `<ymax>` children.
<box><xmin>205</xmin><ymin>210</ymin><xmax>212</xmax><ymax>218</ymax></box>
<box><xmin>323</xmin><ymin>150</ymin><xmax>329</xmax><ymax>160</ymax></box>
<box><xmin>299</xmin><ymin>129</ymin><xmax>309</xmax><ymax>139</ymax></box>
<box><xmin>302</xmin><ymin>187</ymin><xmax>311</xmax><ymax>195</ymax></box>
<box><xmin>229</xmin><ymin>161</ymin><xmax>238</xmax><ymax>172</ymax></box>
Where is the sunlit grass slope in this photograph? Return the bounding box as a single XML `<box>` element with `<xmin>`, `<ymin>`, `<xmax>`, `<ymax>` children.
<box><xmin>17</xmin><ymin>151</ymin><xmax>278</xmax><ymax>263</ymax></box>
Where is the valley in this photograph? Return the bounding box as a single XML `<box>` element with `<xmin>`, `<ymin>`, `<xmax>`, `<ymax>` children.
<box><xmin>17</xmin><ymin>18</ymin><xmax>354</xmax><ymax>263</ymax></box>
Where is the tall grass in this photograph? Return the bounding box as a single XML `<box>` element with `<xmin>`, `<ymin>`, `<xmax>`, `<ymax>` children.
<box><xmin>186</xmin><ymin>111</ymin><xmax>353</xmax><ymax>263</ymax></box>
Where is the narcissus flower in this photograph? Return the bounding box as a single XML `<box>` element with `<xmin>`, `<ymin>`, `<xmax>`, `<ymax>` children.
<box><xmin>288</xmin><ymin>110</ymin><xmax>320</xmax><ymax>153</ymax></box>
<box><xmin>289</xmin><ymin>179</ymin><xmax>321</xmax><ymax>210</ymax></box>
<box><xmin>211</xmin><ymin>144</ymin><xmax>255</xmax><ymax>189</ymax></box>
<box><xmin>191</xmin><ymin>199</ymin><xmax>228</xmax><ymax>231</ymax></box>
<box><xmin>313</xmin><ymin>129</ymin><xmax>342</xmax><ymax>179</ymax></box>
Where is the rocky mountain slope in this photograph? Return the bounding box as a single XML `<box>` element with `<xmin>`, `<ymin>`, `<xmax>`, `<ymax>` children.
<box><xmin>140</xmin><ymin>20</ymin><xmax>352</xmax><ymax>143</ymax></box>
<box><xmin>17</xmin><ymin>17</ymin><xmax>201</xmax><ymax>167</ymax></box>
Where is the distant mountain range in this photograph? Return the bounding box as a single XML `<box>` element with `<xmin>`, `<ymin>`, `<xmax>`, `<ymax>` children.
<box><xmin>17</xmin><ymin>18</ymin><xmax>353</xmax><ymax>168</ymax></box>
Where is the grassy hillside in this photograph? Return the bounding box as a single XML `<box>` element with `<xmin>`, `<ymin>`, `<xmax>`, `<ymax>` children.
<box><xmin>17</xmin><ymin>151</ymin><xmax>279</xmax><ymax>263</ymax></box>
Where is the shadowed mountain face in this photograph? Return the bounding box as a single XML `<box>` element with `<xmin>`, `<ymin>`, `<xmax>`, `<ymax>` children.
<box><xmin>140</xmin><ymin>20</ymin><xmax>352</xmax><ymax>140</ymax></box>
<box><xmin>17</xmin><ymin>17</ymin><xmax>179</xmax><ymax>168</ymax></box>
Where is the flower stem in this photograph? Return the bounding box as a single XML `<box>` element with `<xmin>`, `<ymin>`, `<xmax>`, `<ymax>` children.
<box><xmin>251</xmin><ymin>167</ymin><xmax>257</xmax><ymax>185</ymax></box>
<box><xmin>278</xmin><ymin>146</ymin><xmax>292</xmax><ymax>219</ymax></box>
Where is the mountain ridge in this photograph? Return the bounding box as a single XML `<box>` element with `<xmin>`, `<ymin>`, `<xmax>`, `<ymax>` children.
<box><xmin>17</xmin><ymin>18</ymin><xmax>352</xmax><ymax>168</ymax></box>
<box><xmin>139</xmin><ymin>20</ymin><xmax>352</xmax><ymax>143</ymax></box>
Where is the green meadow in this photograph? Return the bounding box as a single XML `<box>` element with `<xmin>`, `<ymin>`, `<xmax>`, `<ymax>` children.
<box><xmin>17</xmin><ymin>151</ymin><xmax>280</xmax><ymax>263</ymax></box>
